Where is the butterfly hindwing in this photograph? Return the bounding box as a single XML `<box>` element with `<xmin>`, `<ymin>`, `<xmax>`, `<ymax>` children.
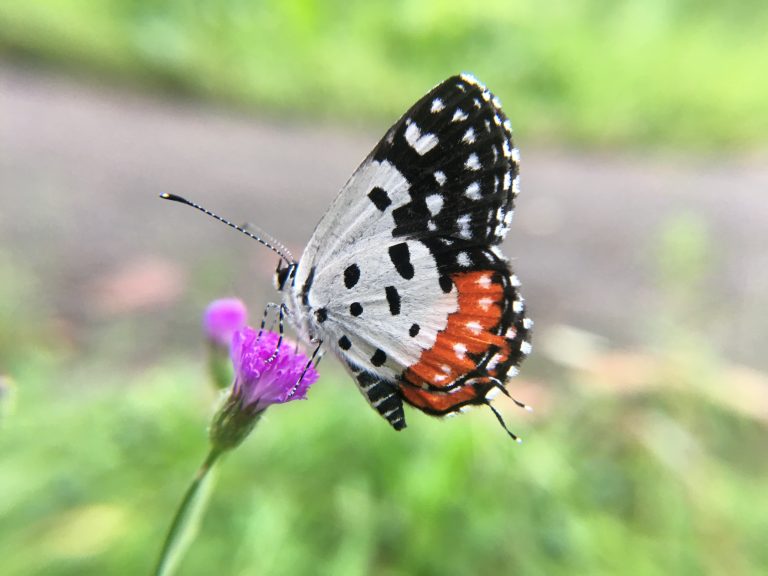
<box><xmin>399</xmin><ymin>250</ymin><xmax>532</xmax><ymax>415</ymax></box>
<box><xmin>284</xmin><ymin>74</ymin><xmax>530</xmax><ymax>432</ymax></box>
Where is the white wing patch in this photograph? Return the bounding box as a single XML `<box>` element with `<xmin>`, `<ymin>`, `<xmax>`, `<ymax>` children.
<box><xmin>465</xmin><ymin>153</ymin><xmax>481</xmax><ymax>171</ymax></box>
<box><xmin>404</xmin><ymin>120</ymin><xmax>439</xmax><ymax>155</ymax></box>
<box><xmin>425</xmin><ymin>193</ymin><xmax>444</xmax><ymax>216</ymax></box>
<box><xmin>452</xmin><ymin>108</ymin><xmax>469</xmax><ymax>122</ymax></box>
<box><xmin>286</xmin><ymin>158</ymin><xmax>411</xmax><ymax>342</ymax></box>
<box><xmin>465</xmin><ymin>182</ymin><xmax>481</xmax><ymax>200</ymax></box>
<box><xmin>457</xmin><ymin>214</ymin><xmax>472</xmax><ymax>239</ymax></box>
<box><xmin>287</xmin><ymin>157</ymin><xmax>457</xmax><ymax>382</ymax></box>
<box><xmin>296</xmin><ymin>159</ymin><xmax>409</xmax><ymax>272</ymax></box>
<box><xmin>307</xmin><ymin>238</ymin><xmax>457</xmax><ymax>382</ymax></box>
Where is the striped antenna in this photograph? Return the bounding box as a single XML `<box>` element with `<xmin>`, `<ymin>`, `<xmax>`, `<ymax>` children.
<box><xmin>160</xmin><ymin>193</ymin><xmax>295</xmax><ymax>265</ymax></box>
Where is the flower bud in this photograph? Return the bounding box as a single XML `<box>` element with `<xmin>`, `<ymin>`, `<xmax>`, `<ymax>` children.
<box><xmin>203</xmin><ymin>298</ymin><xmax>248</xmax><ymax>348</ymax></box>
<box><xmin>203</xmin><ymin>298</ymin><xmax>248</xmax><ymax>389</ymax></box>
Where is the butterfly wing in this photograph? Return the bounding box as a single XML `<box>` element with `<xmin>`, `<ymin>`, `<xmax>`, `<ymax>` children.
<box><xmin>288</xmin><ymin>74</ymin><xmax>531</xmax><ymax>430</ymax></box>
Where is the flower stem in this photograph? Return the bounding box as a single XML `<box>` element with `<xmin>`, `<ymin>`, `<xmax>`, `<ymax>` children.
<box><xmin>207</xmin><ymin>342</ymin><xmax>234</xmax><ymax>390</ymax></box>
<box><xmin>153</xmin><ymin>448</ymin><xmax>222</xmax><ymax>576</ymax></box>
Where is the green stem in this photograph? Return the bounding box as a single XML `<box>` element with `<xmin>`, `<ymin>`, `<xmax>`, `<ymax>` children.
<box><xmin>153</xmin><ymin>448</ymin><xmax>222</xmax><ymax>576</ymax></box>
<box><xmin>207</xmin><ymin>343</ymin><xmax>234</xmax><ymax>390</ymax></box>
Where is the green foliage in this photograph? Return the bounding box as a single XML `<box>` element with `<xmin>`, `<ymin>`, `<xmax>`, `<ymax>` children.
<box><xmin>1</xmin><ymin>347</ymin><xmax>766</xmax><ymax>575</ymax></box>
<box><xmin>1</xmin><ymin>0</ymin><xmax>766</xmax><ymax>149</ymax></box>
<box><xmin>0</xmin><ymin>223</ymin><xmax>766</xmax><ymax>574</ymax></box>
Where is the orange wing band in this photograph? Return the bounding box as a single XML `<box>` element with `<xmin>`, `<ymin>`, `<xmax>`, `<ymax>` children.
<box><xmin>401</xmin><ymin>271</ymin><xmax>512</xmax><ymax>413</ymax></box>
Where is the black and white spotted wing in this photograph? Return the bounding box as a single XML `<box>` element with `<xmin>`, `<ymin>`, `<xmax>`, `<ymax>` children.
<box><xmin>281</xmin><ymin>74</ymin><xmax>530</xmax><ymax>432</ymax></box>
<box><xmin>371</xmin><ymin>73</ymin><xmax>520</xmax><ymax>245</ymax></box>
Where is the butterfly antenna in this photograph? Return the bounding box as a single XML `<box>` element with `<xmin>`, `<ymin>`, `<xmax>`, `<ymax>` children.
<box><xmin>240</xmin><ymin>221</ymin><xmax>294</xmax><ymax>268</ymax></box>
<box><xmin>160</xmin><ymin>193</ymin><xmax>295</xmax><ymax>265</ymax></box>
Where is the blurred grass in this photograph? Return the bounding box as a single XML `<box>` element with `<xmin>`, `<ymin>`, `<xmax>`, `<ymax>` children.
<box><xmin>1</xmin><ymin>240</ymin><xmax>767</xmax><ymax>575</ymax></box>
<box><xmin>1</xmin><ymin>341</ymin><xmax>766</xmax><ymax>575</ymax></box>
<box><xmin>0</xmin><ymin>0</ymin><xmax>766</xmax><ymax>150</ymax></box>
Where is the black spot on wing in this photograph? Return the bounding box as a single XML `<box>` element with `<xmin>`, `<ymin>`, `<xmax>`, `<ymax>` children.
<box><xmin>385</xmin><ymin>286</ymin><xmax>401</xmax><ymax>315</ymax></box>
<box><xmin>350</xmin><ymin>302</ymin><xmax>363</xmax><ymax>316</ymax></box>
<box><xmin>388</xmin><ymin>242</ymin><xmax>415</xmax><ymax>279</ymax></box>
<box><xmin>338</xmin><ymin>335</ymin><xmax>351</xmax><ymax>350</ymax></box>
<box><xmin>344</xmin><ymin>264</ymin><xmax>360</xmax><ymax>289</ymax></box>
<box><xmin>368</xmin><ymin>186</ymin><xmax>391</xmax><ymax>211</ymax></box>
<box><xmin>409</xmin><ymin>323</ymin><xmax>420</xmax><ymax>337</ymax></box>
<box><xmin>371</xmin><ymin>349</ymin><xmax>387</xmax><ymax>367</ymax></box>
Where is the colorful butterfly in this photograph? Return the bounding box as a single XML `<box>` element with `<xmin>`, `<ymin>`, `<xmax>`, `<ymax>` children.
<box><xmin>165</xmin><ymin>74</ymin><xmax>532</xmax><ymax>439</ymax></box>
<box><xmin>275</xmin><ymin>73</ymin><xmax>531</xmax><ymax>437</ymax></box>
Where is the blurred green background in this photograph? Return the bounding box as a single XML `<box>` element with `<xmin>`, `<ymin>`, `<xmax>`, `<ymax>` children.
<box><xmin>2</xmin><ymin>0</ymin><xmax>767</xmax><ymax>149</ymax></box>
<box><xmin>1</xmin><ymin>1</ymin><xmax>766</xmax><ymax>575</ymax></box>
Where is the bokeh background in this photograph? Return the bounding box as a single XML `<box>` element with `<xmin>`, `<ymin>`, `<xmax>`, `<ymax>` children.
<box><xmin>1</xmin><ymin>2</ymin><xmax>767</xmax><ymax>575</ymax></box>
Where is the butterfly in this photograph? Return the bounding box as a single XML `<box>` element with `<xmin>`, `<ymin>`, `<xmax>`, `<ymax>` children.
<box><xmin>274</xmin><ymin>74</ymin><xmax>532</xmax><ymax>438</ymax></box>
<box><xmin>164</xmin><ymin>73</ymin><xmax>532</xmax><ymax>439</ymax></box>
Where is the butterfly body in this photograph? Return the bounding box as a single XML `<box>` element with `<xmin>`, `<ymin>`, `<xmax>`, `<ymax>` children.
<box><xmin>279</xmin><ymin>74</ymin><xmax>532</xmax><ymax>432</ymax></box>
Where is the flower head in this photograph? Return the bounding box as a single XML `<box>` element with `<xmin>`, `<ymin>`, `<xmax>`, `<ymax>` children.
<box><xmin>203</xmin><ymin>298</ymin><xmax>248</xmax><ymax>348</ymax></box>
<box><xmin>230</xmin><ymin>328</ymin><xmax>318</xmax><ymax>411</ymax></box>
<box><xmin>209</xmin><ymin>327</ymin><xmax>319</xmax><ymax>452</ymax></box>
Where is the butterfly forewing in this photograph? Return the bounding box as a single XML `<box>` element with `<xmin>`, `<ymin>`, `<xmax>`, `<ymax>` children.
<box><xmin>285</xmin><ymin>74</ymin><xmax>531</xmax><ymax>432</ymax></box>
<box><xmin>372</xmin><ymin>73</ymin><xmax>519</xmax><ymax>245</ymax></box>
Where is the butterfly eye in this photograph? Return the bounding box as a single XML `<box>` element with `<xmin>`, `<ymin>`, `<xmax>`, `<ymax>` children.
<box><xmin>274</xmin><ymin>265</ymin><xmax>291</xmax><ymax>291</ymax></box>
<box><xmin>275</xmin><ymin>263</ymin><xmax>297</xmax><ymax>291</ymax></box>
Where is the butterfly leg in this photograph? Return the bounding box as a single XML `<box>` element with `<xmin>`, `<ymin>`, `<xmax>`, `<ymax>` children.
<box><xmin>257</xmin><ymin>302</ymin><xmax>282</xmax><ymax>339</ymax></box>
<box><xmin>276</xmin><ymin>303</ymin><xmax>285</xmax><ymax>353</ymax></box>
<box><xmin>268</xmin><ymin>303</ymin><xmax>287</xmax><ymax>363</ymax></box>
<box><xmin>257</xmin><ymin>302</ymin><xmax>286</xmax><ymax>363</ymax></box>
<box><xmin>287</xmin><ymin>340</ymin><xmax>324</xmax><ymax>400</ymax></box>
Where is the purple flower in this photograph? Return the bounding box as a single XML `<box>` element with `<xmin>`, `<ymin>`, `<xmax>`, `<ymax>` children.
<box><xmin>209</xmin><ymin>327</ymin><xmax>319</xmax><ymax>452</ymax></box>
<box><xmin>230</xmin><ymin>328</ymin><xmax>318</xmax><ymax>410</ymax></box>
<box><xmin>203</xmin><ymin>298</ymin><xmax>248</xmax><ymax>348</ymax></box>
